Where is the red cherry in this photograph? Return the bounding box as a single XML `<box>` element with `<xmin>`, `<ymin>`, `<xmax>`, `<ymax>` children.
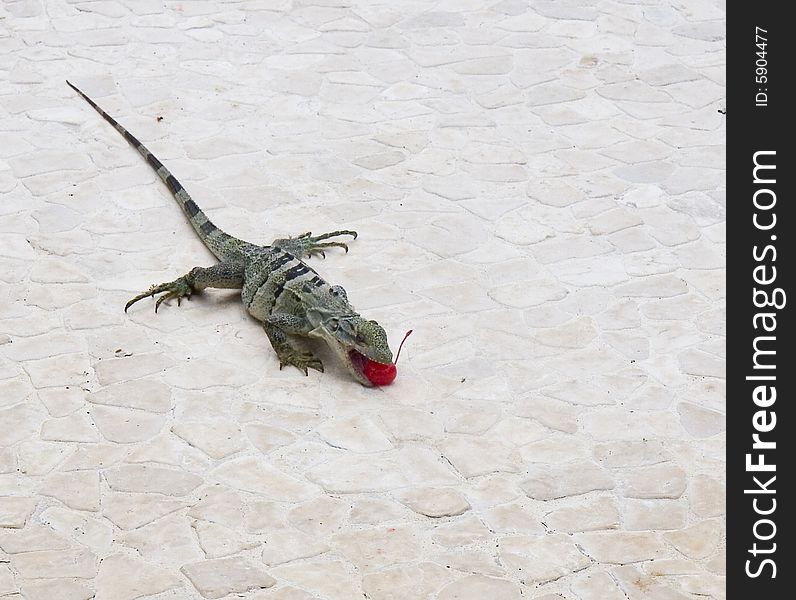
<box><xmin>363</xmin><ymin>329</ymin><xmax>412</xmax><ymax>386</ymax></box>
<box><xmin>364</xmin><ymin>359</ymin><xmax>397</xmax><ymax>386</ymax></box>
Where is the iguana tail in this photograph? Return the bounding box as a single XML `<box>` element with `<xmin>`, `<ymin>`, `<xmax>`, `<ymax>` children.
<box><xmin>67</xmin><ymin>80</ymin><xmax>246</xmax><ymax>262</ymax></box>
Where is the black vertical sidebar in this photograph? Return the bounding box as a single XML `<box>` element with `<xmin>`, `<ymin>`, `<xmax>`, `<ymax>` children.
<box><xmin>727</xmin><ymin>4</ymin><xmax>790</xmax><ymax>598</ymax></box>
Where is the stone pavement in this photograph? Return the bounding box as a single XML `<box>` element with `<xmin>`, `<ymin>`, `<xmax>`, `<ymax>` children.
<box><xmin>1</xmin><ymin>1</ymin><xmax>725</xmax><ymax>599</ymax></box>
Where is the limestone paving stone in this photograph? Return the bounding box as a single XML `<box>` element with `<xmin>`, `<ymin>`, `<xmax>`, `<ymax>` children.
<box><xmin>36</xmin><ymin>387</ymin><xmax>87</xmax><ymax>418</ymax></box>
<box><xmin>576</xmin><ymin>531</ymin><xmax>668</xmax><ymax>564</ymax></box>
<box><xmin>362</xmin><ymin>562</ymin><xmax>453</xmax><ymax>600</ymax></box>
<box><xmin>0</xmin><ymin>571</ymin><xmax>16</xmax><ymax>600</ymax></box>
<box><xmin>195</xmin><ymin>519</ymin><xmax>260</xmax><ymax>559</ymax></box>
<box><xmin>664</xmin><ymin>519</ymin><xmax>723</xmax><ymax>560</ymax></box>
<box><xmin>545</xmin><ymin>496</ymin><xmax>620</xmax><ymax>533</ymax></box>
<box><xmin>690</xmin><ymin>474</ymin><xmax>725</xmax><ymax>518</ymax></box>
<box><xmin>95</xmin><ymin>553</ymin><xmax>182</xmax><ymax>600</ymax></box>
<box><xmin>621</xmin><ymin>463</ymin><xmax>687</xmax><ymax>499</ymax></box>
<box><xmin>120</xmin><ymin>513</ymin><xmax>203</xmax><ymax>565</ymax></box>
<box><xmin>245</xmin><ymin>501</ymin><xmax>290</xmax><ymax>534</ymax></box>
<box><xmin>0</xmin><ymin>497</ymin><xmax>37</xmax><ymax>529</ymax></box>
<box><xmin>608</xmin><ymin>227</ymin><xmax>657</xmax><ymax>253</ymax></box>
<box><xmin>91</xmin><ymin>404</ymin><xmax>166</xmax><ymax>443</ymax></box>
<box><xmin>706</xmin><ymin>549</ymin><xmax>726</xmax><ymax>576</ymax></box>
<box><xmin>642</xmin><ymin>557</ymin><xmax>702</xmax><ymax>576</ymax></box>
<box><xmin>245</xmin><ymin>423</ymin><xmax>297</xmax><ymax>454</ymax></box>
<box><xmin>499</xmin><ymin>534</ymin><xmax>591</xmax><ymax>584</ymax></box>
<box><xmin>261</xmin><ymin>528</ymin><xmax>330</xmax><ymax>566</ymax></box>
<box><xmin>487</xmin><ymin>415</ymin><xmax>549</xmax><ymax>446</ymax></box>
<box><xmin>188</xmin><ymin>486</ymin><xmax>247</xmax><ymax>530</ymax></box>
<box><xmin>676</xmin><ymin>402</ymin><xmax>725</xmax><ymax>437</ymax></box>
<box><xmin>0</xmin><ymin>526</ymin><xmax>71</xmax><ymax>556</ymax></box>
<box><xmin>333</xmin><ymin>525</ymin><xmax>427</xmax><ymax>570</ymax></box>
<box><xmin>18</xmin><ymin>580</ymin><xmax>95</xmax><ymax>600</ymax></box>
<box><xmin>251</xmin><ymin>587</ymin><xmax>317</xmax><ymax>600</ymax></box>
<box><xmin>40</xmin><ymin>412</ymin><xmax>100</xmax><ymax>443</ymax></box>
<box><xmin>172</xmin><ymin>421</ymin><xmax>246</xmax><ymax>459</ymax></box>
<box><xmin>482</xmin><ymin>501</ymin><xmax>544</xmax><ymax>534</ymax></box>
<box><xmin>38</xmin><ymin>471</ymin><xmax>100</xmax><ymax>512</ymax></box>
<box><xmin>37</xmin><ymin>507</ymin><xmax>114</xmax><ymax>556</ymax></box>
<box><xmin>269</xmin><ymin>560</ymin><xmax>364</xmax><ymax>600</ymax></box>
<box><xmin>105</xmin><ymin>465</ymin><xmax>203</xmax><ymax>496</ymax></box>
<box><xmin>102</xmin><ymin>493</ymin><xmax>188</xmax><ymax>530</ymax></box>
<box><xmin>395</xmin><ymin>487</ymin><xmax>471</xmax><ymax>518</ymax></box>
<box><xmin>679</xmin><ymin>573</ymin><xmax>726</xmax><ymax>597</ymax></box>
<box><xmin>16</xmin><ymin>440</ymin><xmax>69</xmax><ymax>476</ymax></box>
<box><xmin>431</xmin><ymin>514</ymin><xmax>494</xmax><ymax>547</ymax></box>
<box><xmin>460</xmin><ymin>474</ymin><xmax>522</xmax><ymax>510</ymax></box>
<box><xmin>623</xmin><ymin>498</ymin><xmax>687</xmax><ymax>531</ymax></box>
<box><xmin>437</xmin><ymin>574</ymin><xmax>522</xmax><ymax>599</ymax></box>
<box><xmin>677</xmin><ymin>348</ymin><xmax>724</xmax><ymax>379</ymax></box>
<box><xmin>93</xmin><ymin>353</ymin><xmax>175</xmax><ymax>386</ymax></box>
<box><xmin>211</xmin><ymin>457</ymin><xmax>318</xmax><ymax>501</ymax></box>
<box><xmin>272</xmin><ymin>439</ymin><xmax>343</xmax><ymax>472</ymax></box>
<box><xmin>570</xmin><ymin>570</ymin><xmax>627</xmax><ymax>600</ymax></box>
<box><xmin>522</xmin><ymin>462</ymin><xmax>614</xmax><ymax>501</ymax></box>
<box><xmin>614</xmin><ymin>274</ymin><xmax>689</xmax><ymax>298</ymax></box>
<box><xmin>12</xmin><ymin>549</ymin><xmax>98</xmax><ymax>579</ymax></box>
<box><xmin>88</xmin><ymin>378</ymin><xmax>172</xmax><ymax>412</ymax></box>
<box><xmin>287</xmin><ymin>495</ymin><xmax>347</xmax><ymax>537</ymax></box>
<box><xmin>540</xmin><ymin>377</ymin><xmax>622</xmax><ymax>407</ymax></box>
<box><xmin>348</xmin><ymin>497</ymin><xmax>410</xmax><ymax>526</ymax></box>
<box><xmin>315</xmin><ymin>415</ymin><xmax>393</xmax><ymax>452</ymax></box>
<box><xmin>548</xmin><ymin>255</ymin><xmax>629</xmax><ymax>287</ymax></box>
<box><xmin>181</xmin><ymin>558</ymin><xmax>276</xmax><ymax>599</ymax></box>
<box><xmin>59</xmin><ymin>443</ymin><xmax>128</xmax><ymax>471</ymax></box>
<box><xmin>307</xmin><ymin>454</ymin><xmax>407</xmax><ymax>493</ymax></box>
<box><xmin>0</xmin><ymin>403</ymin><xmax>43</xmax><ymax>447</ymax></box>
<box><xmin>434</xmin><ymin>544</ymin><xmax>506</xmax><ymax>577</ymax></box>
<box><xmin>610</xmin><ymin>564</ymin><xmax>692</xmax><ymax>600</ymax></box>
<box><xmin>439</xmin><ymin>436</ymin><xmax>521</xmax><ymax>478</ymax></box>
<box><xmin>378</xmin><ymin>407</ymin><xmax>444</xmax><ymax>441</ymax></box>
<box><xmin>125</xmin><ymin>433</ymin><xmax>212</xmax><ymax>472</ymax></box>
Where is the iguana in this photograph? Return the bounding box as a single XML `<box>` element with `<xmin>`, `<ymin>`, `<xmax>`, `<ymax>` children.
<box><xmin>67</xmin><ymin>81</ymin><xmax>394</xmax><ymax>386</ymax></box>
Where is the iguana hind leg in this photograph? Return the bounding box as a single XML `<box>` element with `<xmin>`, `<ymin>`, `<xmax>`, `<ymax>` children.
<box><xmin>263</xmin><ymin>323</ymin><xmax>324</xmax><ymax>375</ymax></box>
<box><xmin>125</xmin><ymin>262</ymin><xmax>244</xmax><ymax>313</ymax></box>
<box><xmin>272</xmin><ymin>230</ymin><xmax>357</xmax><ymax>259</ymax></box>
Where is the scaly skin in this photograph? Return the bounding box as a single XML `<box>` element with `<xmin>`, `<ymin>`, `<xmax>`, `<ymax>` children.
<box><xmin>68</xmin><ymin>81</ymin><xmax>392</xmax><ymax>386</ymax></box>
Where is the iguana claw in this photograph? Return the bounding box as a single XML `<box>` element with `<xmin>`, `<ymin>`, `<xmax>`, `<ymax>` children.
<box><xmin>273</xmin><ymin>230</ymin><xmax>358</xmax><ymax>260</ymax></box>
<box><xmin>278</xmin><ymin>349</ymin><xmax>324</xmax><ymax>375</ymax></box>
<box><xmin>125</xmin><ymin>276</ymin><xmax>193</xmax><ymax>313</ymax></box>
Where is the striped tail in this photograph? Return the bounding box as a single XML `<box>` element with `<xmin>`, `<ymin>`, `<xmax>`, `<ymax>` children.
<box><xmin>66</xmin><ymin>80</ymin><xmax>241</xmax><ymax>262</ymax></box>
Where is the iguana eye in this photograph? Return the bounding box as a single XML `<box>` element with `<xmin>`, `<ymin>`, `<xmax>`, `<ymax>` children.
<box><xmin>330</xmin><ymin>285</ymin><xmax>348</xmax><ymax>300</ymax></box>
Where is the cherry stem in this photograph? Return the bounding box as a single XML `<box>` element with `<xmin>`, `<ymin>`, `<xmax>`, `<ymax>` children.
<box><xmin>394</xmin><ymin>329</ymin><xmax>413</xmax><ymax>364</ymax></box>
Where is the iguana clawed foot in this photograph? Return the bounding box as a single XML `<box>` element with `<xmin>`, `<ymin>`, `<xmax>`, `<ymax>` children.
<box><xmin>274</xmin><ymin>230</ymin><xmax>357</xmax><ymax>259</ymax></box>
<box><xmin>277</xmin><ymin>347</ymin><xmax>324</xmax><ymax>375</ymax></box>
<box><xmin>125</xmin><ymin>276</ymin><xmax>193</xmax><ymax>313</ymax></box>
<box><xmin>262</xmin><ymin>322</ymin><xmax>324</xmax><ymax>376</ymax></box>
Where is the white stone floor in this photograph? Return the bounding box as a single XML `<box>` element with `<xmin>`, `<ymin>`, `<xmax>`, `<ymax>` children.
<box><xmin>1</xmin><ymin>1</ymin><xmax>725</xmax><ymax>599</ymax></box>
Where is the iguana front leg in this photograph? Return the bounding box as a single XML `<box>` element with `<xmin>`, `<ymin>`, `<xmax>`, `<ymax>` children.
<box><xmin>125</xmin><ymin>262</ymin><xmax>244</xmax><ymax>312</ymax></box>
<box><xmin>272</xmin><ymin>230</ymin><xmax>357</xmax><ymax>259</ymax></box>
<box><xmin>262</xmin><ymin>322</ymin><xmax>324</xmax><ymax>375</ymax></box>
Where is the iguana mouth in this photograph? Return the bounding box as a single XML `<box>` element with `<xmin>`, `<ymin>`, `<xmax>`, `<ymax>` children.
<box><xmin>348</xmin><ymin>349</ymin><xmax>388</xmax><ymax>371</ymax></box>
<box><xmin>348</xmin><ymin>348</ymin><xmax>391</xmax><ymax>386</ymax></box>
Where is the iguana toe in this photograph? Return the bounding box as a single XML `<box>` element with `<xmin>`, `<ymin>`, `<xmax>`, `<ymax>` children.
<box><xmin>125</xmin><ymin>277</ymin><xmax>193</xmax><ymax>313</ymax></box>
<box><xmin>278</xmin><ymin>349</ymin><xmax>324</xmax><ymax>375</ymax></box>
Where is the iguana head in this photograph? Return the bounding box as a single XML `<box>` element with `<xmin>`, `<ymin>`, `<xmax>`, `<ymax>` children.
<box><xmin>310</xmin><ymin>315</ymin><xmax>393</xmax><ymax>386</ymax></box>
